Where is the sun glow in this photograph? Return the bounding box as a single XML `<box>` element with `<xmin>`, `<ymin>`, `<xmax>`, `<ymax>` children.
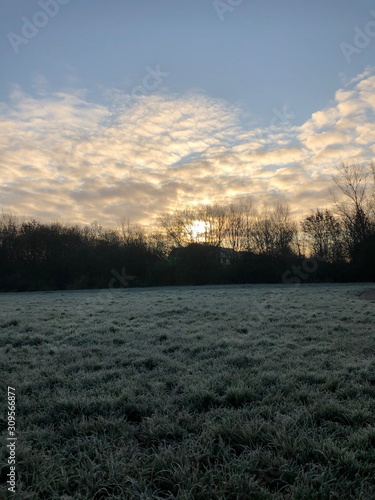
<box><xmin>188</xmin><ymin>220</ymin><xmax>207</xmax><ymax>242</ymax></box>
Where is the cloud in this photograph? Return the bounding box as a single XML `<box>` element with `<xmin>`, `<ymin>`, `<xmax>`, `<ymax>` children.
<box><xmin>1</xmin><ymin>70</ymin><xmax>375</xmax><ymax>227</ymax></box>
<box><xmin>303</xmin><ymin>131</ymin><xmax>349</xmax><ymax>152</ymax></box>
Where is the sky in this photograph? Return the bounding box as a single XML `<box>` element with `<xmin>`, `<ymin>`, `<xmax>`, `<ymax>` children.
<box><xmin>1</xmin><ymin>0</ymin><xmax>375</xmax><ymax>227</ymax></box>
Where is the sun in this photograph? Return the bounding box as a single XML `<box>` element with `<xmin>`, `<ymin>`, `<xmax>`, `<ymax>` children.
<box><xmin>189</xmin><ymin>220</ymin><xmax>207</xmax><ymax>242</ymax></box>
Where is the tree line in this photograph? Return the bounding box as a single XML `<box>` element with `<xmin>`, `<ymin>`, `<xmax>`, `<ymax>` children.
<box><xmin>0</xmin><ymin>161</ymin><xmax>374</xmax><ymax>291</ymax></box>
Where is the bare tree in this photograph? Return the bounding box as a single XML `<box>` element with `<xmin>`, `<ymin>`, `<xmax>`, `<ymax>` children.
<box><xmin>119</xmin><ymin>218</ymin><xmax>146</xmax><ymax>246</ymax></box>
<box><xmin>370</xmin><ymin>160</ymin><xmax>375</xmax><ymax>219</ymax></box>
<box><xmin>301</xmin><ymin>209</ymin><xmax>344</xmax><ymax>262</ymax></box>
<box><xmin>331</xmin><ymin>161</ymin><xmax>374</xmax><ymax>256</ymax></box>
<box><xmin>272</xmin><ymin>203</ymin><xmax>297</xmax><ymax>255</ymax></box>
<box><xmin>225</xmin><ymin>197</ymin><xmax>255</xmax><ymax>252</ymax></box>
<box><xmin>226</xmin><ymin>202</ymin><xmax>245</xmax><ymax>252</ymax></box>
<box><xmin>252</xmin><ymin>203</ymin><xmax>296</xmax><ymax>256</ymax></box>
<box><xmin>240</xmin><ymin>198</ymin><xmax>256</xmax><ymax>251</ymax></box>
<box><xmin>196</xmin><ymin>203</ymin><xmax>227</xmax><ymax>247</ymax></box>
<box><xmin>158</xmin><ymin>207</ymin><xmax>202</xmax><ymax>247</ymax></box>
<box><xmin>157</xmin><ymin>211</ymin><xmax>186</xmax><ymax>247</ymax></box>
<box><xmin>146</xmin><ymin>231</ymin><xmax>171</xmax><ymax>259</ymax></box>
<box><xmin>0</xmin><ymin>212</ymin><xmax>18</xmax><ymax>238</ymax></box>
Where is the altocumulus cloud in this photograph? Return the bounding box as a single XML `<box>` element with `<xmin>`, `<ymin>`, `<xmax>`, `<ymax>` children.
<box><xmin>1</xmin><ymin>69</ymin><xmax>375</xmax><ymax>226</ymax></box>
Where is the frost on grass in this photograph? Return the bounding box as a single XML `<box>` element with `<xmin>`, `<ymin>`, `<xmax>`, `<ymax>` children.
<box><xmin>0</xmin><ymin>284</ymin><xmax>374</xmax><ymax>499</ymax></box>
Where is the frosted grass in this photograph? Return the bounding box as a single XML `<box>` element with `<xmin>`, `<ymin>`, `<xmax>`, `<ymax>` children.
<box><xmin>0</xmin><ymin>283</ymin><xmax>374</xmax><ymax>498</ymax></box>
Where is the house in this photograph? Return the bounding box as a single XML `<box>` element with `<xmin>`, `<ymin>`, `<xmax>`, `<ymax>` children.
<box><xmin>169</xmin><ymin>244</ymin><xmax>237</xmax><ymax>265</ymax></box>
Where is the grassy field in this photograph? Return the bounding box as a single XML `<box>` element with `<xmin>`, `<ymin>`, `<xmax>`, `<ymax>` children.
<box><xmin>0</xmin><ymin>283</ymin><xmax>375</xmax><ymax>499</ymax></box>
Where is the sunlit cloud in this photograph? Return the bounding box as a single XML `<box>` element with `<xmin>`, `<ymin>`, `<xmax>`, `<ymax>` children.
<box><xmin>1</xmin><ymin>69</ymin><xmax>375</xmax><ymax>227</ymax></box>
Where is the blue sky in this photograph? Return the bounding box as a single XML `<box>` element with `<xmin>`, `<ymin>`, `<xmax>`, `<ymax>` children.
<box><xmin>1</xmin><ymin>0</ymin><xmax>375</xmax><ymax>225</ymax></box>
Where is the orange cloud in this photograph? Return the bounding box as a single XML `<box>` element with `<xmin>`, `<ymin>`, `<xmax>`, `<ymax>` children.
<box><xmin>1</xmin><ymin>70</ymin><xmax>375</xmax><ymax>226</ymax></box>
